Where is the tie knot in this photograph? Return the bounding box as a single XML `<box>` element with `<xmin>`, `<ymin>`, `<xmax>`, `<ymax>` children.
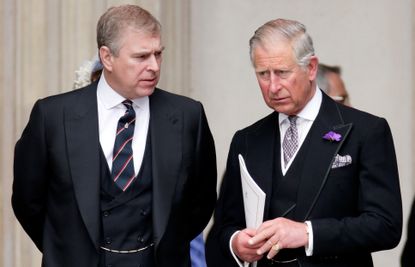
<box><xmin>122</xmin><ymin>100</ymin><xmax>133</xmax><ymax>109</ymax></box>
<box><xmin>120</xmin><ymin>100</ymin><xmax>135</xmax><ymax>122</ymax></box>
<box><xmin>288</xmin><ymin>115</ymin><xmax>297</xmax><ymax>125</ymax></box>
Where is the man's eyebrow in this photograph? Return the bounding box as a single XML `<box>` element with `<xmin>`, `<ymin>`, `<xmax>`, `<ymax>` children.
<box><xmin>131</xmin><ymin>47</ymin><xmax>164</xmax><ymax>56</ymax></box>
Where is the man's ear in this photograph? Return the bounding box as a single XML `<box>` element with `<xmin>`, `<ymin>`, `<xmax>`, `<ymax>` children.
<box><xmin>308</xmin><ymin>56</ymin><xmax>319</xmax><ymax>81</ymax></box>
<box><xmin>99</xmin><ymin>46</ymin><xmax>113</xmax><ymax>72</ymax></box>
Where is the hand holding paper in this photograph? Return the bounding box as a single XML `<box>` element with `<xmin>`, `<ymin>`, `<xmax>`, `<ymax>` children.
<box><xmin>238</xmin><ymin>155</ymin><xmax>266</xmax><ymax>267</ymax></box>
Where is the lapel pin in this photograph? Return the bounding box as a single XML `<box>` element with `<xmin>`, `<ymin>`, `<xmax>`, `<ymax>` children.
<box><xmin>323</xmin><ymin>131</ymin><xmax>342</xmax><ymax>142</ymax></box>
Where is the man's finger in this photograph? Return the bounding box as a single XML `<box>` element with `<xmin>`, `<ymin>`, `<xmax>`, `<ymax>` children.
<box><xmin>248</xmin><ymin>229</ymin><xmax>271</xmax><ymax>245</ymax></box>
<box><xmin>266</xmin><ymin>243</ymin><xmax>280</xmax><ymax>259</ymax></box>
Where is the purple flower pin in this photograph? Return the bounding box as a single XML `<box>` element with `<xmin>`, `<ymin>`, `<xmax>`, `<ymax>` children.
<box><xmin>323</xmin><ymin>131</ymin><xmax>342</xmax><ymax>142</ymax></box>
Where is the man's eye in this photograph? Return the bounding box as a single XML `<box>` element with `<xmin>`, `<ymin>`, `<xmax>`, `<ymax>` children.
<box><xmin>134</xmin><ymin>54</ymin><xmax>148</xmax><ymax>60</ymax></box>
<box><xmin>277</xmin><ymin>70</ymin><xmax>290</xmax><ymax>78</ymax></box>
<box><xmin>258</xmin><ymin>71</ymin><xmax>269</xmax><ymax>77</ymax></box>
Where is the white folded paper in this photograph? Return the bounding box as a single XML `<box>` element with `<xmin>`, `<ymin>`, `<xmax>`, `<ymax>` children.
<box><xmin>238</xmin><ymin>154</ymin><xmax>266</xmax><ymax>267</ymax></box>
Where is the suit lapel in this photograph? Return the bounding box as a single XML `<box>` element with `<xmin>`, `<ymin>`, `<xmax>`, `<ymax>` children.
<box><xmin>65</xmin><ymin>84</ymin><xmax>101</xmax><ymax>250</ymax></box>
<box><xmin>244</xmin><ymin>112</ymin><xmax>279</xmax><ymax>218</ymax></box>
<box><xmin>295</xmin><ymin>94</ymin><xmax>352</xmax><ymax>220</ymax></box>
<box><xmin>149</xmin><ymin>89</ymin><xmax>182</xmax><ymax>247</ymax></box>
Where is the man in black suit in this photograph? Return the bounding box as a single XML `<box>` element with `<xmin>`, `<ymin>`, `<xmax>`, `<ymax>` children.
<box><xmin>206</xmin><ymin>18</ymin><xmax>401</xmax><ymax>267</ymax></box>
<box><xmin>12</xmin><ymin>5</ymin><xmax>216</xmax><ymax>267</ymax></box>
<box><xmin>401</xmin><ymin>199</ymin><xmax>415</xmax><ymax>266</ymax></box>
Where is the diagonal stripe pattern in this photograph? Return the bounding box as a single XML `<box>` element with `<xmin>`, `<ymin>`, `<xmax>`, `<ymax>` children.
<box><xmin>283</xmin><ymin>116</ymin><xmax>298</xmax><ymax>167</ymax></box>
<box><xmin>111</xmin><ymin>100</ymin><xmax>136</xmax><ymax>191</ymax></box>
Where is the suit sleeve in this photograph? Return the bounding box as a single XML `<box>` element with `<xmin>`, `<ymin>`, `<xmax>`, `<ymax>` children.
<box><xmin>401</xmin><ymin>199</ymin><xmax>415</xmax><ymax>267</ymax></box>
<box><xmin>185</xmin><ymin>103</ymin><xmax>217</xmax><ymax>240</ymax></box>
<box><xmin>206</xmin><ymin>131</ymin><xmax>247</xmax><ymax>267</ymax></box>
<box><xmin>311</xmin><ymin>117</ymin><xmax>402</xmax><ymax>255</ymax></box>
<box><xmin>12</xmin><ymin>100</ymin><xmax>48</xmax><ymax>251</ymax></box>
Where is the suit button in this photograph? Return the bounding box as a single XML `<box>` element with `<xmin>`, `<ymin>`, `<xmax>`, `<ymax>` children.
<box><xmin>137</xmin><ymin>235</ymin><xmax>145</xmax><ymax>243</ymax></box>
<box><xmin>105</xmin><ymin>237</ymin><xmax>111</xmax><ymax>244</ymax></box>
<box><xmin>140</xmin><ymin>209</ymin><xmax>147</xmax><ymax>216</ymax></box>
<box><xmin>103</xmin><ymin>211</ymin><xmax>110</xmax><ymax>217</ymax></box>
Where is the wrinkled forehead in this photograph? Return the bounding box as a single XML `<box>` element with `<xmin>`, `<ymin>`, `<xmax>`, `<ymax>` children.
<box><xmin>252</xmin><ymin>34</ymin><xmax>295</xmax><ymax>57</ymax></box>
<box><xmin>252</xmin><ymin>40</ymin><xmax>296</xmax><ymax>66</ymax></box>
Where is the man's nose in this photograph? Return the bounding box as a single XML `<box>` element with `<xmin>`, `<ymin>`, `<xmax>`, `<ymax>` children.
<box><xmin>269</xmin><ymin>73</ymin><xmax>282</xmax><ymax>93</ymax></box>
<box><xmin>147</xmin><ymin>55</ymin><xmax>160</xmax><ymax>72</ymax></box>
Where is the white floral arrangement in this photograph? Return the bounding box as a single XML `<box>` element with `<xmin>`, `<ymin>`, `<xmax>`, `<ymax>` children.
<box><xmin>73</xmin><ymin>55</ymin><xmax>103</xmax><ymax>89</ymax></box>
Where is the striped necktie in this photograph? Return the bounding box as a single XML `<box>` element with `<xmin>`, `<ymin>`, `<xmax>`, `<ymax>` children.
<box><xmin>111</xmin><ymin>100</ymin><xmax>136</xmax><ymax>191</ymax></box>
<box><xmin>282</xmin><ymin>116</ymin><xmax>298</xmax><ymax>167</ymax></box>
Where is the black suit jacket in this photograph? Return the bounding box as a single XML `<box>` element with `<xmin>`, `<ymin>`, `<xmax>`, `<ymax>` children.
<box><xmin>12</xmin><ymin>83</ymin><xmax>217</xmax><ymax>267</ymax></box>
<box><xmin>206</xmin><ymin>93</ymin><xmax>402</xmax><ymax>267</ymax></box>
<box><xmin>401</xmin><ymin>198</ymin><xmax>415</xmax><ymax>267</ymax></box>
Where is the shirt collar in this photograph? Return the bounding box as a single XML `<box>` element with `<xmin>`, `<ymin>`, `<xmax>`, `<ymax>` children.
<box><xmin>279</xmin><ymin>85</ymin><xmax>322</xmax><ymax>124</ymax></box>
<box><xmin>97</xmin><ymin>72</ymin><xmax>149</xmax><ymax>110</ymax></box>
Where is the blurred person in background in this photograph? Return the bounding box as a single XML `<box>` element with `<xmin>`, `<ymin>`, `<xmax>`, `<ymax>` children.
<box><xmin>316</xmin><ymin>63</ymin><xmax>350</xmax><ymax>106</ymax></box>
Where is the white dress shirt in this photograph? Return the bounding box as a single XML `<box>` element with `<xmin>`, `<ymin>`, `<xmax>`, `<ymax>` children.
<box><xmin>97</xmin><ymin>73</ymin><xmax>150</xmax><ymax>176</ymax></box>
<box><xmin>279</xmin><ymin>87</ymin><xmax>322</xmax><ymax>175</ymax></box>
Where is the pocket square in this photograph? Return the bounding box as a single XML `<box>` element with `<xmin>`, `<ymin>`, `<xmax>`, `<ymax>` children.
<box><xmin>331</xmin><ymin>154</ymin><xmax>352</xmax><ymax>169</ymax></box>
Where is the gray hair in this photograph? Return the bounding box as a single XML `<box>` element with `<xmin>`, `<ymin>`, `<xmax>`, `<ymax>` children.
<box><xmin>97</xmin><ymin>5</ymin><xmax>161</xmax><ymax>56</ymax></box>
<box><xmin>249</xmin><ymin>18</ymin><xmax>315</xmax><ymax>68</ymax></box>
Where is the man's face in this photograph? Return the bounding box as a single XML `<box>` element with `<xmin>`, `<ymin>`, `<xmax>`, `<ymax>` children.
<box><xmin>327</xmin><ymin>72</ymin><xmax>350</xmax><ymax>106</ymax></box>
<box><xmin>253</xmin><ymin>42</ymin><xmax>317</xmax><ymax>115</ymax></box>
<box><xmin>101</xmin><ymin>27</ymin><xmax>163</xmax><ymax>99</ymax></box>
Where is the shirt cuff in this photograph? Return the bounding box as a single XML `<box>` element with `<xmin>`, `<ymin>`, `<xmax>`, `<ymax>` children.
<box><xmin>229</xmin><ymin>231</ymin><xmax>245</xmax><ymax>267</ymax></box>
<box><xmin>304</xmin><ymin>221</ymin><xmax>314</xmax><ymax>256</ymax></box>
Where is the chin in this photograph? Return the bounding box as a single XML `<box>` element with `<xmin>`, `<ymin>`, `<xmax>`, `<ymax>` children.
<box><xmin>273</xmin><ymin>106</ymin><xmax>295</xmax><ymax>115</ymax></box>
<box><xmin>140</xmin><ymin>86</ymin><xmax>156</xmax><ymax>94</ymax></box>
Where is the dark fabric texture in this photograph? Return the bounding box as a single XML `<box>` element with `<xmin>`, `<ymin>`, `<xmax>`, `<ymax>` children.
<box><xmin>12</xmin><ymin>83</ymin><xmax>217</xmax><ymax>267</ymax></box>
<box><xmin>206</xmin><ymin>92</ymin><xmax>402</xmax><ymax>267</ymax></box>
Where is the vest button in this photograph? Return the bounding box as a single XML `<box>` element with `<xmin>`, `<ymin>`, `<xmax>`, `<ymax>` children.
<box><xmin>103</xmin><ymin>211</ymin><xmax>110</xmax><ymax>217</ymax></box>
<box><xmin>140</xmin><ymin>209</ymin><xmax>147</xmax><ymax>216</ymax></box>
<box><xmin>105</xmin><ymin>237</ymin><xmax>112</xmax><ymax>244</ymax></box>
<box><xmin>137</xmin><ymin>235</ymin><xmax>145</xmax><ymax>243</ymax></box>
